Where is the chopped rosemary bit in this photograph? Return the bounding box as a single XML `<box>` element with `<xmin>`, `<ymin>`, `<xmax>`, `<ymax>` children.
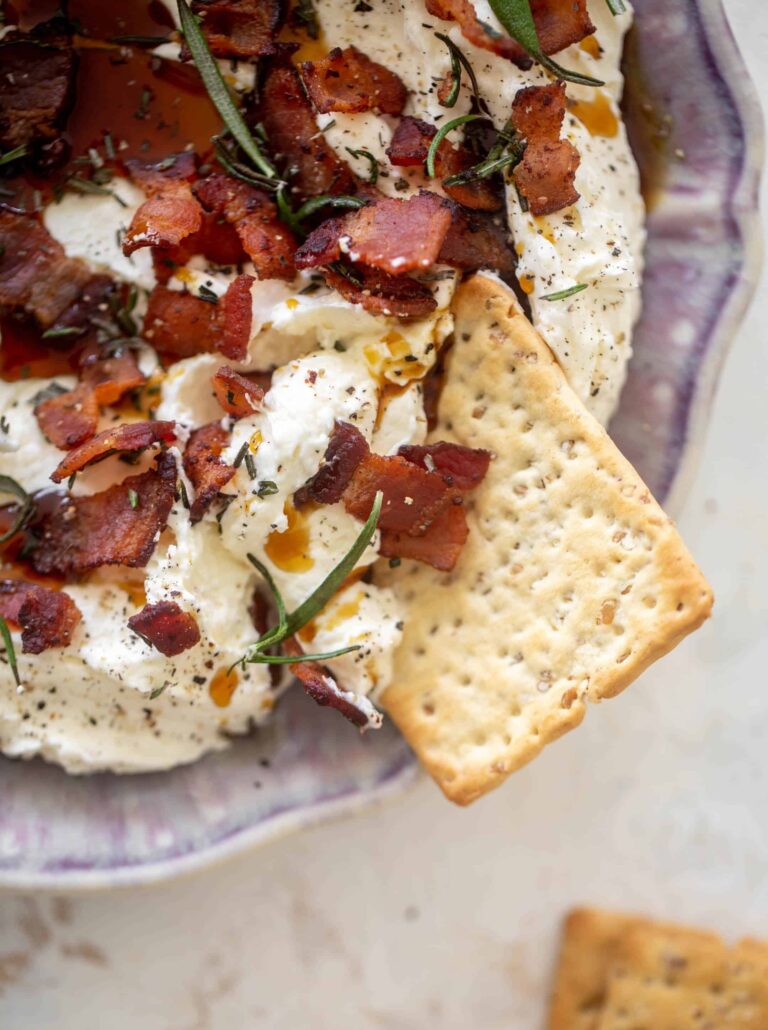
<box><xmin>345</xmin><ymin>147</ymin><xmax>379</xmax><ymax>184</ymax></box>
<box><xmin>198</xmin><ymin>283</ymin><xmax>219</xmax><ymax>304</ymax></box>
<box><xmin>128</xmin><ymin>488</ymin><xmax>140</xmax><ymax>510</ymax></box>
<box><xmin>425</xmin><ymin>114</ymin><xmax>489</xmax><ymax>178</ymax></box>
<box><xmin>29</xmin><ymin>382</ymin><xmax>68</xmax><ymax>405</ymax></box>
<box><xmin>0</xmin><ymin>476</ymin><xmax>34</xmax><ymax>546</ymax></box>
<box><xmin>111</xmin><ymin>34</ymin><xmax>172</xmax><ymax>46</ymax></box>
<box><xmin>0</xmin><ymin>616</ymin><xmax>20</xmax><ymax>689</ymax></box>
<box><xmin>541</xmin><ymin>283</ymin><xmax>589</xmax><ymax>302</ymax></box>
<box><xmin>244</xmin><ymin>452</ymin><xmax>257</xmax><ymax>479</ymax></box>
<box><xmin>66</xmin><ymin>175</ymin><xmax>127</xmax><ymax>207</ymax></box>
<box><xmin>294</xmin><ymin>0</ymin><xmax>320</xmax><ymax>38</ymax></box>
<box><xmin>294</xmin><ymin>195</ymin><xmax>367</xmax><ymax>223</ymax></box>
<box><xmin>41</xmin><ymin>326</ymin><xmax>82</xmax><ymax>340</ymax></box>
<box><xmin>232</xmin><ymin>442</ymin><xmax>249</xmax><ymax>468</ymax></box>
<box><xmin>605</xmin><ymin>0</ymin><xmax>626</xmax><ymax>13</ymax></box>
<box><xmin>0</xmin><ymin>144</ymin><xmax>28</xmax><ymax>168</ymax></box>
<box><xmin>134</xmin><ymin>87</ymin><xmax>154</xmax><ymax>120</ymax></box>
<box><xmin>149</xmin><ymin>681</ymin><xmax>169</xmax><ymax>700</ymax></box>
<box><xmin>435</xmin><ymin>33</ymin><xmax>481</xmax><ymax>108</ymax></box>
<box><xmin>256</xmin><ymin>480</ymin><xmax>278</xmax><ymax>498</ymax></box>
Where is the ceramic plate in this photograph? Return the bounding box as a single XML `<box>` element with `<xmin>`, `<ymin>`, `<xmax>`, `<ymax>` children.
<box><xmin>0</xmin><ymin>0</ymin><xmax>762</xmax><ymax>888</ymax></box>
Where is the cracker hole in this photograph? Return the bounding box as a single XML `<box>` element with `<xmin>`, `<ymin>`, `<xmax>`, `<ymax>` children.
<box><xmin>422</xmin><ymin>702</ymin><xmax>435</xmax><ymax>716</ymax></box>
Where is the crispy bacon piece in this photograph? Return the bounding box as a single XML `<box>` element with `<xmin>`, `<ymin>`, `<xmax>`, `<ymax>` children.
<box><xmin>511</xmin><ymin>82</ymin><xmax>580</xmax><ymax>215</ymax></box>
<box><xmin>296</xmin><ymin>191</ymin><xmax>452</xmax><ymax>276</ymax></box>
<box><xmin>259</xmin><ymin>64</ymin><xmax>357</xmax><ymax>199</ymax></box>
<box><xmin>143</xmin><ymin>274</ymin><xmax>254</xmax><ymax>361</ymax></box>
<box><xmin>295</xmin><ymin>421</ymin><xmax>369</xmax><ymax>507</ymax></box>
<box><xmin>183</xmin><ymin>422</ymin><xmax>236</xmax><ymax>521</ymax></box>
<box><xmin>0</xmin><ymin>212</ymin><xmax>94</xmax><ymax>327</ymax></box>
<box><xmin>187</xmin><ymin>0</ymin><xmax>285</xmax><ymax>59</ymax></box>
<box><xmin>35</xmin><ymin>352</ymin><xmax>146</xmax><ymax>450</ymax></box>
<box><xmin>128</xmin><ymin>600</ymin><xmax>201</xmax><ymax>657</ymax></box>
<box><xmin>194</xmin><ymin>175</ymin><xmax>297</xmax><ymax>281</ymax></box>
<box><xmin>387</xmin><ymin>117</ymin><xmax>501</xmax><ymax>211</ymax></box>
<box><xmin>344</xmin><ymin>452</ymin><xmax>452</xmax><ymax>534</ymax></box>
<box><xmin>0</xmin><ymin>37</ymin><xmax>76</xmax><ymax>151</ymax></box>
<box><xmin>283</xmin><ymin>638</ymin><xmax>382</xmax><ymax>729</ymax></box>
<box><xmin>123</xmin><ymin>154</ymin><xmax>203</xmax><ymax>256</ymax></box>
<box><xmin>211</xmin><ymin>366</ymin><xmax>264</xmax><ymax>419</ymax></box>
<box><xmin>379</xmin><ymin>503</ymin><xmax>469</xmax><ymax>572</ymax></box>
<box><xmin>438</xmin><ymin>207</ymin><xmax>516</xmax><ymax>277</ymax></box>
<box><xmin>50</xmin><ymin>420</ymin><xmax>175</xmax><ymax>483</ymax></box>
<box><xmin>0</xmin><ymin>580</ymin><xmax>82</xmax><ymax>654</ymax></box>
<box><xmin>425</xmin><ymin>0</ymin><xmax>593</xmax><ymax>66</ymax></box>
<box><xmin>322</xmin><ymin>265</ymin><xmax>436</xmax><ymax>319</ymax></box>
<box><xmin>398</xmin><ymin>442</ymin><xmax>491</xmax><ymax>490</ymax></box>
<box><xmin>301</xmin><ymin>45</ymin><xmax>407</xmax><ymax>116</ymax></box>
<box><xmin>29</xmin><ymin>452</ymin><xmax>177</xmax><ymax>577</ymax></box>
<box><xmin>153</xmin><ymin>213</ymin><xmax>246</xmax><ymax>283</ymax></box>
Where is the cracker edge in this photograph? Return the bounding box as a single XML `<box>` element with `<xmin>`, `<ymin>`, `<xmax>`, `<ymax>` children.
<box><xmin>382</xmin><ymin>275</ymin><xmax>714</xmax><ymax>805</ymax></box>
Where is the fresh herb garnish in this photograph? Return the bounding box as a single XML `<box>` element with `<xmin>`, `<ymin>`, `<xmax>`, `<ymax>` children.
<box><xmin>256</xmin><ymin>480</ymin><xmax>278</xmax><ymax>498</ymax></box>
<box><xmin>345</xmin><ymin>147</ymin><xmax>379</xmax><ymax>184</ymax></box>
<box><xmin>232</xmin><ymin>442</ymin><xmax>249</xmax><ymax>468</ymax></box>
<box><xmin>41</xmin><ymin>326</ymin><xmax>81</xmax><ymax>340</ymax></box>
<box><xmin>0</xmin><ymin>615</ymin><xmax>20</xmax><ymax>689</ymax></box>
<box><xmin>65</xmin><ymin>175</ymin><xmax>128</xmax><ymax>207</ymax></box>
<box><xmin>0</xmin><ymin>476</ymin><xmax>34</xmax><ymax>545</ymax></box>
<box><xmin>198</xmin><ymin>283</ymin><xmax>219</xmax><ymax>304</ymax></box>
<box><xmin>442</xmin><ymin>123</ymin><xmax>526</xmax><ymax>187</ymax></box>
<box><xmin>425</xmin><ymin>114</ymin><xmax>489</xmax><ymax>178</ymax></box>
<box><xmin>236</xmin><ymin>492</ymin><xmax>382</xmax><ymax>669</ymax></box>
<box><xmin>541</xmin><ymin>283</ymin><xmax>589</xmax><ymax>302</ymax></box>
<box><xmin>605</xmin><ymin>0</ymin><xmax>626</xmax><ymax>14</ymax></box>
<box><xmin>294</xmin><ymin>195</ymin><xmax>367</xmax><ymax>223</ymax></box>
<box><xmin>294</xmin><ymin>0</ymin><xmax>320</xmax><ymax>38</ymax></box>
<box><xmin>244</xmin><ymin>452</ymin><xmax>257</xmax><ymax>479</ymax></box>
<box><xmin>149</xmin><ymin>681</ymin><xmax>169</xmax><ymax>700</ymax></box>
<box><xmin>0</xmin><ymin>144</ymin><xmax>28</xmax><ymax>168</ymax></box>
<box><xmin>435</xmin><ymin>33</ymin><xmax>481</xmax><ymax>108</ymax></box>
<box><xmin>128</xmin><ymin>488</ymin><xmax>140</xmax><ymax>510</ymax></box>
<box><xmin>486</xmin><ymin>0</ymin><xmax>604</xmax><ymax>87</ymax></box>
<box><xmin>177</xmin><ymin>478</ymin><xmax>190</xmax><ymax>509</ymax></box>
<box><xmin>134</xmin><ymin>86</ymin><xmax>154</xmax><ymax>120</ymax></box>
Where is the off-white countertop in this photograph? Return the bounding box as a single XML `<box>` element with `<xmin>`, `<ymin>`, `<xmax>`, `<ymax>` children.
<box><xmin>1</xmin><ymin>3</ymin><xmax>766</xmax><ymax>1027</ymax></box>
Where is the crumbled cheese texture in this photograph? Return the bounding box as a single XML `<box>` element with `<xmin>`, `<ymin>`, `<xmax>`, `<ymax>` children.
<box><xmin>0</xmin><ymin>0</ymin><xmax>643</xmax><ymax>772</ymax></box>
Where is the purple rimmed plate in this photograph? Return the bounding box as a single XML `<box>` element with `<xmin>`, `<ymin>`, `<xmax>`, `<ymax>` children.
<box><xmin>0</xmin><ymin>0</ymin><xmax>762</xmax><ymax>888</ymax></box>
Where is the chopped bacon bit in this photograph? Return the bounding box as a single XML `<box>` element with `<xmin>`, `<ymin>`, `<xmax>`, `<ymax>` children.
<box><xmin>48</xmin><ymin>274</ymin><xmax>116</xmax><ymax>337</ymax></box>
<box><xmin>398</xmin><ymin>442</ymin><xmax>491</xmax><ymax>490</ymax></box>
<box><xmin>425</xmin><ymin>0</ymin><xmax>593</xmax><ymax>66</ymax></box>
<box><xmin>187</xmin><ymin>0</ymin><xmax>285</xmax><ymax>59</ymax></box>
<box><xmin>258</xmin><ymin>64</ymin><xmax>357</xmax><ymax>199</ymax></box>
<box><xmin>387</xmin><ymin>116</ymin><xmax>501</xmax><ymax>211</ymax></box>
<box><xmin>183</xmin><ymin>422</ymin><xmax>236</xmax><ymax>521</ymax></box>
<box><xmin>143</xmin><ymin>274</ymin><xmax>254</xmax><ymax>361</ymax></box>
<box><xmin>0</xmin><ymin>212</ymin><xmax>94</xmax><ymax>327</ymax></box>
<box><xmin>153</xmin><ymin>213</ymin><xmax>246</xmax><ymax>283</ymax></box>
<box><xmin>30</xmin><ymin>452</ymin><xmax>177</xmax><ymax>577</ymax></box>
<box><xmin>123</xmin><ymin>154</ymin><xmax>203</xmax><ymax>255</ymax></box>
<box><xmin>296</xmin><ymin>421</ymin><xmax>369</xmax><ymax>507</ymax></box>
<box><xmin>128</xmin><ymin>600</ymin><xmax>201</xmax><ymax>657</ymax></box>
<box><xmin>322</xmin><ymin>265</ymin><xmax>436</xmax><ymax>319</ymax></box>
<box><xmin>0</xmin><ymin>580</ymin><xmax>82</xmax><ymax>654</ymax></box>
<box><xmin>211</xmin><ymin>366</ymin><xmax>264</xmax><ymax>419</ymax></box>
<box><xmin>380</xmin><ymin>502</ymin><xmax>469</xmax><ymax>572</ymax></box>
<box><xmin>511</xmin><ymin>82</ymin><xmax>580</xmax><ymax>215</ymax></box>
<box><xmin>438</xmin><ymin>207</ymin><xmax>516</xmax><ymax>277</ymax></box>
<box><xmin>0</xmin><ymin>37</ymin><xmax>76</xmax><ymax>151</ymax></box>
<box><xmin>301</xmin><ymin>45</ymin><xmax>407</xmax><ymax>116</ymax></box>
<box><xmin>344</xmin><ymin>452</ymin><xmax>453</xmax><ymax>534</ymax></box>
<box><xmin>36</xmin><ymin>352</ymin><xmax>146</xmax><ymax>450</ymax></box>
<box><xmin>283</xmin><ymin>638</ymin><xmax>381</xmax><ymax>729</ymax></box>
<box><xmin>195</xmin><ymin>174</ymin><xmax>297</xmax><ymax>281</ymax></box>
<box><xmin>50</xmin><ymin>420</ymin><xmax>175</xmax><ymax>483</ymax></box>
<box><xmin>296</xmin><ymin>191</ymin><xmax>452</xmax><ymax>276</ymax></box>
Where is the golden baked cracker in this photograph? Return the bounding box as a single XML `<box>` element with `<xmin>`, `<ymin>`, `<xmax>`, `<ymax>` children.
<box><xmin>547</xmin><ymin>909</ymin><xmax>640</xmax><ymax>1029</ymax></box>
<box><xmin>379</xmin><ymin>275</ymin><xmax>713</xmax><ymax>804</ymax></box>
<box><xmin>596</xmin><ymin>921</ymin><xmax>768</xmax><ymax>1028</ymax></box>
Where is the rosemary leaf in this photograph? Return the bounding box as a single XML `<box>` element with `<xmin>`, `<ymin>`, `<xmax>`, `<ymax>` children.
<box><xmin>541</xmin><ymin>282</ymin><xmax>588</xmax><ymax>302</ymax></box>
<box><xmin>605</xmin><ymin>0</ymin><xmax>626</xmax><ymax>13</ymax></box>
<box><xmin>0</xmin><ymin>615</ymin><xmax>20</xmax><ymax>688</ymax></box>
<box><xmin>425</xmin><ymin>114</ymin><xmax>488</xmax><ymax>178</ymax></box>
<box><xmin>0</xmin><ymin>475</ymin><xmax>34</xmax><ymax>545</ymax></box>
<box><xmin>435</xmin><ymin>33</ymin><xmax>481</xmax><ymax>107</ymax></box>
<box><xmin>294</xmin><ymin>195</ymin><xmax>367</xmax><ymax>222</ymax></box>
<box><xmin>0</xmin><ymin>144</ymin><xmax>28</xmax><ymax>168</ymax></box>
<box><xmin>345</xmin><ymin>147</ymin><xmax>379</xmax><ymax>184</ymax></box>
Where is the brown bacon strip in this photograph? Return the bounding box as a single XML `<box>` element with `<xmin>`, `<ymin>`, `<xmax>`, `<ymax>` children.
<box><xmin>379</xmin><ymin>502</ymin><xmax>469</xmax><ymax>572</ymax></box>
<box><xmin>123</xmin><ymin>154</ymin><xmax>203</xmax><ymax>256</ymax></box>
<box><xmin>187</xmin><ymin>0</ymin><xmax>285</xmax><ymax>59</ymax></box>
<box><xmin>295</xmin><ymin>421</ymin><xmax>369</xmax><ymax>507</ymax></box>
<box><xmin>194</xmin><ymin>174</ymin><xmax>297</xmax><ymax>281</ymax></box>
<box><xmin>511</xmin><ymin>81</ymin><xmax>580</xmax><ymax>215</ymax></box>
<box><xmin>143</xmin><ymin>274</ymin><xmax>254</xmax><ymax>361</ymax></box>
<box><xmin>343</xmin><ymin>452</ymin><xmax>452</xmax><ymax>535</ymax></box>
<box><xmin>425</xmin><ymin>0</ymin><xmax>593</xmax><ymax>66</ymax></box>
<box><xmin>301</xmin><ymin>46</ymin><xmax>407</xmax><ymax>116</ymax></box>
<box><xmin>50</xmin><ymin>420</ymin><xmax>176</xmax><ymax>483</ymax></box>
<box><xmin>283</xmin><ymin>638</ymin><xmax>379</xmax><ymax>729</ymax></box>
<box><xmin>398</xmin><ymin>442</ymin><xmax>491</xmax><ymax>490</ymax></box>
<box><xmin>212</xmin><ymin>366</ymin><xmax>264</xmax><ymax>419</ymax></box>
<box><xmin>295</xmin><ymin>191</ymin><xmax>452</xmax><ymax>276</ymax></box>
<box><xmin>438</xmin><ymin>207</ymin><xmax>516</xmax><ymax>277</ymax></box>
<box><xmin>35</xmin><ymin>352</ymin><xmax>146</xmax><ymax>450</ymax></box>
<box><xmin>128</xmin><ymin>600</ymin><xmax>201</xmax><ymax>657</ymax></box>
<box><xmin>0</xmin><ymin>212</ymin><xmax>94</xmax><ymax>327</ymax></box>
<box><xmin>322</xmin><ymin>265</ymin><xmax>437</xmax><ymax>319</ymax></box>
<box><xmin>0</xmin><ymin>36</ymin><xmax>76</xmax><ymax>152</ymax></box>
<box><xmin>258</xmin><ymin>64</ymin><xmax>357</xmax><ymax>199</ymax></box>
<box><xmin>0</xmin><ymin>580</ymin><xmax>82</xmax><ymax>654</ymax></box>
<box><xmin>30</xmin><ymin>452</ymin><xmax>177</xmax><ymax>577</ymax></box>
<box><xmin>183</xmin><ymin>422</ymin><xmax>236</xmax><ymax>521</ymax></box>
<box><xmin>387</xmin><ymin>117</ymin><xmax>501</xmax><ymax>211</ymax></box>
<box><xmin>152</xmin><ymin>213</ymin><xmax>246</xmax><ymax>284</ymax></box>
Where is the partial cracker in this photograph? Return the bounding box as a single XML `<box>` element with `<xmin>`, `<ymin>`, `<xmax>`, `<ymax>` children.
<box><xmin>379</xmin><ymin>274</ymin><xmax>713</xmax><ymax>804</ymax></box>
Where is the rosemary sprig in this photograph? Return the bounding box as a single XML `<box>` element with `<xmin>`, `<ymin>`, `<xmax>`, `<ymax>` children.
<box><xmin>435</xmin><ymin>32</ymin><xmax>481</xmax><ymax>108</ymax></box>
<box><xmin>487</xmin><ymin>0</ymin><xmax>604</xmax><ymax>87</ymax></box>
<box><xmin>605</xmin><ymin>0</ymin><xmax>626</xmax><ymax>14</ymax></box>
<box><xmin>0</xmin><ymin>476</ymin><xmax>34</xmax><ymax>545</ymax></box>
<box><xmin>110</xmin><ymin>34</ymin><xmax>172</xmax><ymax>46</ymax></box>
<box><xmin>237</xmin><ymin>492</ymin><xmax>382</xmax><ymax>668</ymax></box>
<box><xmin>426</xmin><ymin>114</ymin><xmax>489</xmax><ymax>178</ymax></box>
<box><xmin>294</xmin><ymin>195</ymin><xmax>367</xmax><ymax>222</ymax></box>
<box><xmin>345</xmin><ymin>147</ymin><xmax>379</xmax><ymax>185</ymax></box>
<box><xmin>177</xmin><ymin>0</ymin><xmax>279</xmax><ymax>182</ymax></box>
<box><xmin>0</xmin><ymin>145</ymin><xmax>28</xmax><ymax>168</ymax></box>
<box><xmin>541</xmin><ymin>283</ymin><xmax>588</xmax><ymax>302</ymax></box>
<box><xmin>0</xmin><ymin>616</ymin><xmax>20</xmax><ymax>689</ymax></box>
